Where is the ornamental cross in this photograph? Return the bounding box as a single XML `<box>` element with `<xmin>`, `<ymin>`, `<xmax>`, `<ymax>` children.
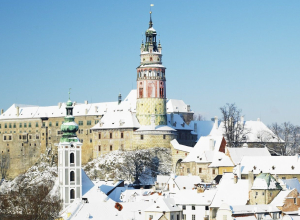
<box><xmin>69</xmin><ymin>88</ymin><xmax>71</xmax><ymax>100</ymax></box>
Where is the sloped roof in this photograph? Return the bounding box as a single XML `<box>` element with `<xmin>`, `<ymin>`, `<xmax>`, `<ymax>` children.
<box><xmin>227</xmin><ymin>147</ymin><xmax>271</xmax><ymax>165</ymax></box>
<box><xmin>209</xmin><ymin>119</ymin><xmax>283</xmax><ymax>143</ymax></box>
<box><xmin>174</xmin><ymin>175</ymin><xmax>202</xmax><ymax>190</ymax></box>
<box><xmin>240</xmin><ymin>155</ymin><xmax>300</xmax><ymax>175</ymax></box>
<box><xmin>173</xmin><ymin>188</ymin><xmax>217</xmax><ymax>205</ymax></box>
<box><xmin>166</xmin><ymin>99</ymin><xmax>193</xmax><ymax>113</ymax></box>
<box><xmin>189</xmin><ymin>120</ymin><xmax>219</xmax><ymax>141</ymax></box>
<box><xmin>271</xmin><ymin>189</ymin><xmax>293</xmax><ymax>207</ymax></box>
<box><xmin>209</xmin><ymin>151</ymin><xmax>234</xmax><ymax>168</ymax></box>
<box><xmin>145</xmin><ymin>198</ymin><xmax>181</xmax><ymax>212</ymax></box>
<box><xmin>211</xmin><ymin>173</ymin><xmax>249</xmax><ymax>208</ymax></box>
<box><xmin>167</xmin><ymin>114</ymin><xmax>193</xmax><ymax>131</ymax></box>
<box><xmin>156</xmin><ymin>175</ymin><xmax>170</xmax><ymax>184</ymax></box>
<box><xmin>279</xmin><ymin>178</ymin><xmax>300</xmax><ymax>193</ymax></box>
<box><xmin>252</xmin><ymin>173</ymin><xmax>282</xmax><ymax>190</ymax></box>
<box><xmin>91</xmin><ymin>111</ymin><xmax>140</xmax><ymax>130</ymax></box>
<box><xmin>182</xmin><ymin>136</ymin><xmax>224</xmax><ymax>163</ymax></box>
<box><xmin>231</xmin><ymin>204</ymin><xmax>280</xmax><ymax>214</ymax></box>
<box><xmin>170</xmin><ymin>139</ymin><xmax>193</xmax><ymax>153</ymax></box>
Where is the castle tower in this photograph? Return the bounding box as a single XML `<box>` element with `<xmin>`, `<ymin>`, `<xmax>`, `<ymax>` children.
<box><xmin>57</xmin><ymin>96</ymin><xmax>82</xmax><ymax>209</ymax></box>
<box><xmin>136</xmin><ymin>11</ymin><xmax>167</xmax><ymax>126</ymax></box>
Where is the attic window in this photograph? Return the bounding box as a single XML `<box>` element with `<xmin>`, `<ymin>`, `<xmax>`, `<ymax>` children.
<box><xmin>253</xmin><ymin>166</ymin><xmax>257</xmax><ymax>170</ymax></box>
<box><xmin>156</xmin><ymin>206</ymin><xmax>160</xmax><ymax>208</ymax></box>
<box><xmin>272</xmin><ymin>166</ymin><xmax>275</xmax><ymax>170</ymax></box>
<box><xmin>292</xmin><ymin>166</ymin><xmax>295</xmax><ymax>170</ymax></box>
<box><xmin>218</xmin><ymin>158</ymin><xmax>222</xmax><ymax>161</ymax></box>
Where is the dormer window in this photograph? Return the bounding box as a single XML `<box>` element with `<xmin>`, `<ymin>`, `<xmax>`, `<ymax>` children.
<box><xmin>292</xmin><ymin>166</ymin><xmax>295</xmax><ymax>170</ymax></box>
<box><xmin>272</xmin><ymin>166</ymin><xmax>275</xmax><ymax>170</ymax></box>
<box><xmin>70</xmin><ymin>153</ymin><xmax>74</xmax><ymax>164</ymax></box>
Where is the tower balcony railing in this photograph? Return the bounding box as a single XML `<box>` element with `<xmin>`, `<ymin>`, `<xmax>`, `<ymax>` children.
<box><xmin>138</xmin><ymin>76</ymin><xmax>165</xmax><ymax>80</ymax></box>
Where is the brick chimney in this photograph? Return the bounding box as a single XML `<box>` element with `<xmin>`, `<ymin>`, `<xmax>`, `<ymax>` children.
<box><xmin>16</xmin><ymin>106</ymin><xmax>19</xmax><ymax>116</ymax></box>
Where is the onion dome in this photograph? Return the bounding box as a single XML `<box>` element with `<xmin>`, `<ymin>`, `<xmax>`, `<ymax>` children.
<box><xmin>60</xmin><ymin>98</ymin><xmax>79</xmax><ymax>143</ymax></box>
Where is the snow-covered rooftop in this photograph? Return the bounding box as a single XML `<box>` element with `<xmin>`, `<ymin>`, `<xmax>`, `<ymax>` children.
<box><xmin>227</xmin><ymin>147</ymin><xmax>271</xmax><ymax>165</ymax></box>
<box><xmin>251</xmin><ymin>173</ymin><xmax>282</xmax><ymax>190</ymax></box>
<box><xmin>170</xmin><ymin>139</ymin><xmax>193</xmax><ymax>153</ymax></box>
<box><xmin>240</xmin><ymin>155</ymin><xmax>300</xmax><ymax>175</ymax></box>
<box><xmin>145</xmin><ymin>198</ymin><xmax>181</xmax><ymax>212</ymax></box>
<box><xmin>210</xmin><ymin>173</ymin><xmax>249</xmax><ymax>208</ymax></box>
<box><xmin>173</xmin><ymin>188</ymin><xmax>217</xmax><ymax>205</ymax></box>
<box><xmin>271</xmin><ymin>189</ymin><xmax>293</xmax><ymax>207</ymax></box>
<box><xmin>166</xmin><ymin>99</ymin><xmax>193</xmax><ymax>113</ymax></box>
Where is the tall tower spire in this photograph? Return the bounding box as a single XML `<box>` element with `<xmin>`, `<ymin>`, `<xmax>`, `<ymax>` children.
<box><xmin>136</xmin><ymin>11</ymin><xmax>167</xmax><ymax>126</ymax></box>
<box><xmin>57</xmin><ymin>95</ymin><xmax>82</xmax><ymax>209</ymax></box>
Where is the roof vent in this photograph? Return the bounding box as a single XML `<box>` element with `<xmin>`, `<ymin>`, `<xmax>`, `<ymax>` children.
<box><xmin>85</xmin><ymin>100</ymin><xmax>88</xmax><ymax>105</ymax></box>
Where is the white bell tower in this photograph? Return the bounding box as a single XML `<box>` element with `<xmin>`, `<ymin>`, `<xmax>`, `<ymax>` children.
<box><xmin>57</xmin><ymin>96</ymin><xmax>82</xmax><ymax>209</ymax></box>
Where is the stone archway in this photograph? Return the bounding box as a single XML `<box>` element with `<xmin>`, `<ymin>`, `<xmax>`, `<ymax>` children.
<box><xmin>175</xmin><ymin>159</ymin><xmax>183</xmax><ymax>175</ymax></box>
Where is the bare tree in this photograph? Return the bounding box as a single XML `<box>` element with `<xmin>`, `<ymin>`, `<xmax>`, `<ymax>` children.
<box><xmin>193</xmin><ymin>113</ymin><xmax>205</xmax><ymax>121</ymax></box>
<box><xmin>269</xmin><ymin>122</ymin><xmax>300</xmax><ymax>155</ymax></box>
<box><xmin>0</xmin><ymin>181</ymin><xmax>61</xmax><ymax>220</ymax></box>
<box><xmin>220</xmin><ymin>103</ymin><xmax>247</xmax><ymax>147</ymax></box>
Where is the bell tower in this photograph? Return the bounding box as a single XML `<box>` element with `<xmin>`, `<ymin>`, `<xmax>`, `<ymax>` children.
<box><xmin>58</xmin><ymin>94</ymin><xmax>82</xmax><ymax>209</ymax></box>
<box><xmin>136</xmin><ymin>11</ymin><xmax>167</xmax><ymax>126</ymax></box>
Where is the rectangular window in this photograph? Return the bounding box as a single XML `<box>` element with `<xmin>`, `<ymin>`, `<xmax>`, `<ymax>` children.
<box><xmin>87</xmin><ymin>120</ymin><xmax>91</xmax><ymax>125</ymax></box>
<box><xmin>5</xmin><ymin>123</ymin><xmax>7</xmax><ymax>128</ymax></box>
<box><xmin>13</xmin><ymin>123</ymin><xmax>16</xmax><ymax>128</ymax></box>
<box><xmin>270</xmin><ymin>192</ymin><xmax>273</xmax><ymax>196</ymax></box>
<box><xmin>98</xmin><ymin>133</ymin><xmax>101</xmax><ymax>139</ymax></box>
<box><xmin>0</xmin><ymin>124</ymin><xmax>1</xmax><ymax>129</ymax></box>
<box><xmin>19</xmin><ymin>135</ymin><xmax>22</xmax><ymax>140</ymax></box>
<box><xmin>57</xmin><ymin>131</ymin><xmax>63</xmax><ymax>135</ymax></box>
<box><xmin>23</xmin><ymin>135</ymin><xmax>27</xmax><ymax>140</ymax></box>
<box><xmin>49</xmin><ymin>122</ymin><xmax>52</xmax><ymax>127</ymax></box>
<box><xmin>90</xmin><ymin>139</ymin><xmax>92</xmax><ymax>143</ymax></box>
<box><xmin>98</xmin><ymin>146</ymin><xmax>101</xmax><ymax>151</ymax></box>
<box><xmin>110</xmin><ymin>133</ymin><xmax>112</xmax><ymax>139</ymax></box>
<box><xmin>78</xmin><ymin>121</ymin><xmax>83</xmax><ymax>126</ymax></box>
<box><xmin>19</xmin><ymin>123</ymin><xmax>22</xmax><ymax>128</ymax></box>
<box><xmin>177</xmin><ymin>214</ymin><xmax>179</xmax><ymax>220</ymax></box>
<box><xmin>182</xmin><ymin>205</ymin><xmax>186</xmax><ymax>210</ymax></box>
<box><xmin>42</xmin><ymin>122</ymin><xmax>45</xmax><ymax>127</ymax></box>
<box><xmin>294</xmin><ymin>198</ymin><xmax>297</xmax><ymax>204</ymax></box>
<box><xmin>29</xmin><ymin>134</ymin><xmax>32</xmax><ymax>140</ymax></box>
<box><xmin>187</xmin><ymin>168</ymin><xmax>190</xmax><ymax>173</ymax></box>
<box><xmin>256</xmin><ymin>192</ymin><xmax>258</xmax><ymax>196</ymax></box>
<box><xmin>28</xmin><ymin>122</ymin><xmax>31</xmax><ymax>128</ymax></box>
<box><xmin>8</xmin><ymin>135</ymin><xmax>12</xmax><ymax>140</ymax></box>
<box><xmin>163</xmin><ymin>135</ymin><xmax>166</xmax><ymax>139</ymax></box>
<box><xmin>9</xmin><ymin>123</ymin><xmax>12</xmax><ymax>128</ymax></box>
<box><xmin>192</xmin><ymin>215</ymin><xmax>195</xmax><ymax>220</ymax></box>
<box><xmin>199</xmin><ymin>168</ymin><xmax>202</xmax><ymax>173</ymax></box>
<box><xmin>36</xmin><ymin>122</ymin><xmax>39</xmax><ymax>127</ymax></box>
<box><xmin>3</xmin><ymin>135</ymin><xmax>6</xmax><ymax>140</ymax></box>
<box><xmin>94</xmin><ymin>120</ymin><xmax>99</xmax><ymax>124</ymax></box>
<box><xmin>110</xmin><ymin>145</ymin><xmax>112</xmax><ymax>151</ymax></box>
<box><xmin>192</xmin><ymin>206</ymin><xmax>195</xmax><ymax>210</ymax></box>
<box><xmin>56</xmin><ymin>121</ymin><xmax>59</xmax><ymax>126</ymax></box>
<box><xmin>141</xmin><ymin>135</ymin><xmax>144</xmax><ymax>140</ymax></box>
<box><xmin>24</xmin><ymin>123</ymin><xmax>27</xmax><ymax>128</ymax></box>
<box><xmin>212</xmin><ymin>169</ymin><xmax>215</xmax><ymax>174</ymax></box>
<box><xmin>121</xmin><ymin>132</ymin><xmax>124</xmax><ymax>138</ymax></box>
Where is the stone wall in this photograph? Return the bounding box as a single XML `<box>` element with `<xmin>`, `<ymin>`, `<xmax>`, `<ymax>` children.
<box><xmin>249</xmin><ymin>189</ymin><xmax>281</xmax><ymax>205</ymax></box>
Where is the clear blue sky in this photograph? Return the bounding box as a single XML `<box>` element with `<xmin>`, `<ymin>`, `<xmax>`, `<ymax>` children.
<box><xmin>0</xmin><ymin>1</ymin><xmax>299</xmax><ymax>125</ymax></box>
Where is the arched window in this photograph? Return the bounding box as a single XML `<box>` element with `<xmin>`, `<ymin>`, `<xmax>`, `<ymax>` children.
<box><xmin>70</xmin><ymin>171</ymin><xmax>75</xmax><ymax>182</ymax></box>
<box><xmin>70</xmin><ymin>153</ymin><xmax>74</xmax><ymax>164</ymax></box>
<box><xmin>70</xmin><ymin>189</ymin><xmax>75</xmax><ymax>199</ymax></box>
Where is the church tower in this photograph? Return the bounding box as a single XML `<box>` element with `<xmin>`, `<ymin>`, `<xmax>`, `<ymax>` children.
<box><xmin>136</xmin><ymin>11</ymin><xmax>167</xmax><ymax>126</ymax></box>
<box><xmin>58</xmin><ymin>96</ymin><xmax>82</xmax><ymax>209</ymax></box>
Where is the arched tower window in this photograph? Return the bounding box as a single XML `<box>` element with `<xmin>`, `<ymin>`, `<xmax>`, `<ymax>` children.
<box><xmin>70</xmin><ymin>189</ymin><xmax>75</xmax><ymax>199</ymax></box>
<box><xmin>70</xmin><ymin>153</ymin><xmax>74</xmax><ymax>164</ymax></box>
<box><xmin>70</xmin><ymin>171</ymin><xmax>75</xmax><ymax>182</ymax></box>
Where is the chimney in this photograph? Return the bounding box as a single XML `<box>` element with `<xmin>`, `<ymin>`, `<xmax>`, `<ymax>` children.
<box><xmin>209</xmin><ymin>139</ymin><xmax>214</xmax><ymax>151</ymax></box>
<box><xmin>16</xmin><ymin>106</ymin><xmax>20</xmax><ymax>116</ymax></box>
<box><xmin>194</xmin><ymin>123</ymin><xmax>198</xmax><ymax>133</ymax></box>
<box><xmin>257</xmin><ymin>118</ymin><xmax>260</xmax><ymax>122</ymax></box>
<box><xmin>248</xmin><ymin>171</ymin><xmax>254</xmax><ymax>191</ymax></box>
<box><xmin>95</xmin><ymin>106</ymin><xmax>98</xmax><ymax>112</ymax></box>
<box><xmin>1</xmin><ymin>109</ymin><xmax>3</xmax><ymax>115</ymax></box>
<box><xmin>214</xmin><ymin>116</ymin><xmax>218</xmax><ymax>129</ymax></box>
<box><xmin>237</xmin><ymin>163</ymin><xmax>241</xmax><ymax>179</ymax></box>
<box><xmin>85</xmin><ymin>100</ymin><xmax>88</xmax><ymax>105</ymax></box>
<box><xmin>242</xmin><ymin>143</ymin><xmax>248</xmax><ymax>148</ymax></box>
<box><xmin>58</xmin><ymin>102</ymin><xmax>62</xmax><ymax>109</ymax></box>
<box><xmin>118</xmin><ymin>93</ymin><xmax>122</xmax><ymax>105</ymax></box>
<box><xmin>234</xmin><ymin>174</ymin><xmax>238</xmax><ymax>184</ymax></box>
<box><xmin>73</xmin><ymin>101</ymin><xmax>76</xmax><ymax>106</ymax></box>
<box><xmin>85</xmin><ymin>109</ymin><xmax>88</xmax><ymax>115</ymax></box>
<box><xmin>171</xmin><ymin>173</ymin><xmax>175</xmax><ymax>179</ymax></box>
<box><xmin>187</xmin><ymin>105</ymin><xmax>190</xmax><ymax>112</ymax></box>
